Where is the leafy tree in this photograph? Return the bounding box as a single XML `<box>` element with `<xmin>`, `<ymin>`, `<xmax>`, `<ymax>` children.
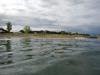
<box><xmin>6</xmin><ymin>22</ymin><xmax>12</xmax><ymax>33</ymax></box>
<box><xmin>23</xmin><ymin>25</ymin><xmax>31</xmax><ymax>33</ymax></box>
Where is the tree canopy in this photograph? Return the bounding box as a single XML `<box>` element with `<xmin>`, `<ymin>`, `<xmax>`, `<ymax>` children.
<box><xmin>23</xmin><ymin>25</ymin><xmax>31</xmax><ymax>33</ymax></box>
<box><xmin>6</xmin><ymin>22</ymin><xmax>12</xmax><ymax>33</ymax></box>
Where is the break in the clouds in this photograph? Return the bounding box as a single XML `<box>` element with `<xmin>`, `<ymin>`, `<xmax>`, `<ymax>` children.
<box><xmin>0</xmin><ymin>0</ymin><xmax>100</xmax><ymax>34</ymax></box>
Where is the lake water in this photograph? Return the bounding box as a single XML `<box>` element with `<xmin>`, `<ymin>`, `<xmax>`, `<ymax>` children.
<box><xmin>0</xmin><ymin>38</ymin><xmax>100</xmax><ymax>75</ymax></box>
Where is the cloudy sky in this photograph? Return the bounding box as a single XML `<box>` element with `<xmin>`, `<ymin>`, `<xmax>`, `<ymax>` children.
<box><xmin>0</xmin><ymin>0</ymin><xmax>100</xmax><ymax>34</ymax></box>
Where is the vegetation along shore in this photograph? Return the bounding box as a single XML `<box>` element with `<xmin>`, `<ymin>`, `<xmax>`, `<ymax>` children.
<box><xmin>0</xmin><ymin>22</ymin><xmax>99</xmax><ymax>39</ymax></box>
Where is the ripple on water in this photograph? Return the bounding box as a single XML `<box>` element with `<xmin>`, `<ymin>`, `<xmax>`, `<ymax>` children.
<box><xmin>0</xmin><ymin>38</ymin><xmax>100</xmax><ymax>75</ymax></box>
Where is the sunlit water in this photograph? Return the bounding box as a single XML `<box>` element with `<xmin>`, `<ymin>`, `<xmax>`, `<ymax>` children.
<box><xmin>0</xmin><ymin>38</ymin><xmax>100</xmax><ymax>75</ymax></box>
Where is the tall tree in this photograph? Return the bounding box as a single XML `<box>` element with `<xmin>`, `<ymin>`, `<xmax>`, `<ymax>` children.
<box><xmin>6</xmin><ymin>22</ymin><xmax>12</xmax><ymax>33</ymax></box>
<box><xmin>23</xmin><ymin>25</ymin><xmax>31</xmax><ymax>33</ymax></box>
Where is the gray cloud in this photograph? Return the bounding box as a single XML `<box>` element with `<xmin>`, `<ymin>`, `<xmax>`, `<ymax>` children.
<box><xmin>0</xmin><ymin>0</ymin><xmax>100</xmax><ymax>34</ymax></box>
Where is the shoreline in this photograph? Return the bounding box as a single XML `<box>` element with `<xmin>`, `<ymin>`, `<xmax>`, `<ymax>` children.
<box><xmin>0</xmin><ymin>33</ymin><xmax>99</xmax><ymax>40</ymax></box>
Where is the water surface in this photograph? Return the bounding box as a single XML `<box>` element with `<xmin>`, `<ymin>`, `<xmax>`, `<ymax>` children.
<box><xmin>0</xmin><ymin>38</ymin><xmax>100</xmax><ymax>75</ymax></box>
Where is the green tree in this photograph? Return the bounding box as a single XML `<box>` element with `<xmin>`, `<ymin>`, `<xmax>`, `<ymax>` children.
<box><xmin>23</xmin><ymin>25</ymin><xmax>31</xmax><ymax>33</ymax></box>
<box><xmin>6</xmin><ymin>22</ymin><xmax>12</xmax><ymax>33</ymax></box>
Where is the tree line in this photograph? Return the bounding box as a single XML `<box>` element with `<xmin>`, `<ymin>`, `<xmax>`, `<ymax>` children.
<box><xmin>0</xmin><ymin>22</ymin><xmax>91</xmax><ymax>36</ymax></box>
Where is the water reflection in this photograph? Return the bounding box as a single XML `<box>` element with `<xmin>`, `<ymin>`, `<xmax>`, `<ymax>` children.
<box><xmin>6</xmin><ymin>40</ymin><xmax>11</xmax><ymax>52</ymax></box>
<box><xmin>0</xmin><ymin>40</ymin><xmax>13</xmax><ymax>65</ymax></box>
<box><xmin>20</xmin><ymin>38</ymin><xmax>32</xmax><ymax>48</ymax></box>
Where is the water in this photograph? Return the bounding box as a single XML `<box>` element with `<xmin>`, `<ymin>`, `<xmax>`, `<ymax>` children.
<box><xmin>0</xmin><ymin>38</ymin><xmax>100</xmax><ymax>75</ymax></box>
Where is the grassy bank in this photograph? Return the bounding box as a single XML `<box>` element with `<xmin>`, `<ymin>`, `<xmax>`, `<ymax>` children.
<box><xmin>0</xmin><ymin>33</ymin><xmax>98</xmax><ymax>39</ymax></box>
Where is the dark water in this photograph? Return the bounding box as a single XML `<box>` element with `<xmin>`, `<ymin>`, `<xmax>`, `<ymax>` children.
<box><xmin>0</xmin><ymin>38</ymin><xmax>100</xmax><ymax>75</ymax></box>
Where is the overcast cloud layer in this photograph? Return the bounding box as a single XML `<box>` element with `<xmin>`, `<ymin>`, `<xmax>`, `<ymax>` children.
<box><xmin>0</xmin><ymin>0</ymin><xmax>100</xmax><ymax>34</ymax></box>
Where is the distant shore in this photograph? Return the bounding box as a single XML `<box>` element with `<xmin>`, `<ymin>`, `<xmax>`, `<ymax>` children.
<box><xmin>0</xmin><ymin>33</ymin><xmax>99</xmax><ymax>40</ymax></box>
